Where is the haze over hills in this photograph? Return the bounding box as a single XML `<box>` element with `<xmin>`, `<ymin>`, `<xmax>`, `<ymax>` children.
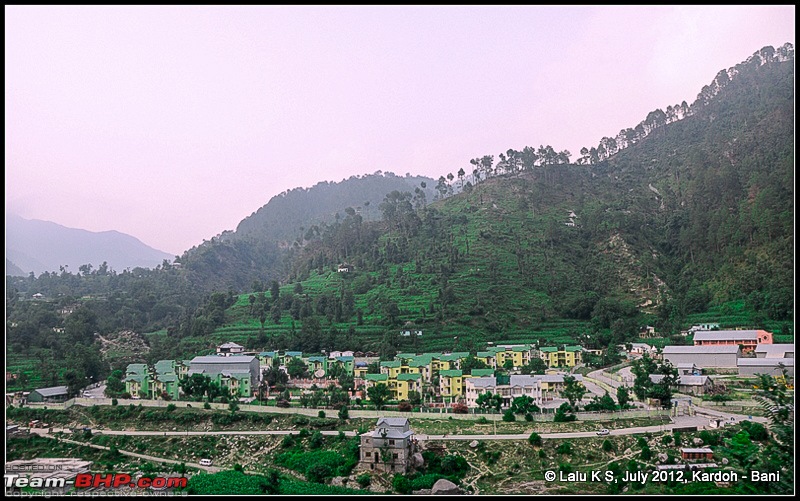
<box><xmin>6</xmin><ymin>213</ymin><xmax>174</xmax><ymax>275</ymax></box>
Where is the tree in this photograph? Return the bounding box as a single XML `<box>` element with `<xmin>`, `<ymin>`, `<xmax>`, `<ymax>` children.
<box><xmin>457</xmin><ymin>168</ymin><xmax>465</xmax><ymax>189</ymax></box>
<box><xmin>560</xmin><ymin>375</ymin><xmax>586</xmax><ymax>410</ymax></box>
<box><xmin>367</xmin><ymin>383</ymin><xmax>391</xmax><ymax>410</ymax></box>
<box><xmin>528</xmin><ymin>432</ymin><xmax>543</xmax><ymax>447</ymax></box>
<box><xmin>554</xmin><ymin>402</ymin><xmax>576</xmax><ymax>422</ymax></box>
<box><xmin>502</xmin><ymin>409</ymin><xmax>516</xmax><ymax>422</ymax></box>
<box><xmin>476</xmin><ymin>391</ymin><xmax>502</xmax><ymax>412</ymax></box>
<box><xmin>511</xmin><ymin>395</ymin><xmax>540</xmax><ymax>415</ymax></box>
<box><xmin>408</xmin><ymin>390</ymin><xmax>422</xmax><ymax>407</ymax></box>
<box><xmin>270</xmin><ymin>281</ymin><xmax>280</xmax><ymax>301</ymax></box>
<box><xmin>616</xmin><ymin>386</ymin><xmax>631</xmax><ymax>409</ymax></box>
<box><xmin>286</xmin><ymin>357</ymin><xmax>309</xmax><ymax>379</ymax></box>
<box><xmin>461</xmin><ymin>356</ymin><xmax>488</xmax><ymax>374</ymax></box>
<box><xmin>520</xmin><ymin>358</ymin><xmax>547</xmax><ymax>375</ymax></box>
<box><xmin>262</xmin><ymin>366</ymin><xmax>288</xmax><ymax>390</ymax></box>
<box><xmin>105</xmin><ymin>370</ymin><xmax>126</xmax><ymax>398</ymax></box>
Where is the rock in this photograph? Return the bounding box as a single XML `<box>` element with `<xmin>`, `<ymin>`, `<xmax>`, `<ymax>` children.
<box><xmin>624</xmin><ymin>448</ymin><xmax>632</xmax><ymax>455</ymax></box>
<box><xmin>330</xmin><ymin>477</ymin><xmax>348</xmax><ymax>487</ymax></box>
<box><xmin>658</xmin><ymin>453</ymin><xmax>668</xmax><ymax>462</ymax></box>
<box><xmin>469</xmin><ymin>440</ymin><xmax>479</xmax><ymax>448</ymax></box>
<box><xmin>411</xmin><ymin>452</ymin><xmax>425</xmax><ymax>468</ymax></box>
<box><xmin>693</xmin><ymin>438</ymin><xmax>703</xmax><ymax>446</ymax></box>
<box><xmin>431</xmin><ymin>478</ymin><xmax>463</xmax><ymax>495</ymax></box>
<box><xmin>722</xmin><ymin>458</ymin><xmax>729</xmax><ymax>465</ymax></box>
<box><xmin>413</xmin><ymin>489</ymin><xmax>432</xmax><ymax>495</ymax></box>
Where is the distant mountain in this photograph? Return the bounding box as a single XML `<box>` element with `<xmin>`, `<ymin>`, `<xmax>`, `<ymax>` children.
<box><xmin>5</xmin><ymin>259</ymin><xmax>26</xmax><ymax>277</ymax></box>
<box><xmin>178</xmin><ymin>172</ymin><xmax>436</xmax><ymax>291</ymax></box>
<box><xmin>6</xmin><ymin>214</ymin><xmax>174</xmax><ymax>275</ymax></box>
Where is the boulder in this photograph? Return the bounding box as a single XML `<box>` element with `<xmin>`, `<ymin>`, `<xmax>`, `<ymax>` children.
<box><xmin>411</xmin><ymin>452</ymin><xmax>425</xmax><ymax>468</ymax></box>
<box><xmin>721</xmin><ymin>458</ymin><xmax>729</xmax><ymax>465</ymax></box>
<box><xmin>624</xmin><ymin>448</ymin><xmax>632</xmax><ymax>455</ymax></box>
<box><xmin>693</xmin><ymin>438</ymin><xmax>703</xmax><ymax>446</ymax></box>
<box><xmin>413</xmin><ymin>489</ymin><xmax>432</xmax><ymax>495</ymax></box>
<box><xmin>469</xmin><ymin>440</ymin><xmax>480</xmax><ymax>448</ymax></box>
<box><xmin>658</xmin><ymin>453</ymin><xmax>668</xmax><ymax>462</ymax></box>
<box><xmin>330</xmin><ymin>477</ymin><xmax>348</xmax><ymax>487</ymax></box>
<box><xmin>431</xmin><ymin>478</ymin><xmax>462</xmax><ymax>495</ymax></box>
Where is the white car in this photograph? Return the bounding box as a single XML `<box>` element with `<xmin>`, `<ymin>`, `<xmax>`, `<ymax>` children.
<box><xmin>596</xmin><ymin>429</ymin><xmax>610</xmax><ymax>436</ymax></box>
<box><xmin>199</xmin><ymin>459</ymin><xmax>213</xmax><ymax>467</ymax></box>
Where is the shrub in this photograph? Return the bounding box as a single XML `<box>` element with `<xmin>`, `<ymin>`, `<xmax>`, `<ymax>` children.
<box><xmin>306</xmin><ymin>463</ymin><xmax>333</xmax><ymax>483</ymax></box>
<box><xmin>204</xmin><ymin>402</ymin><xmax>211</xmax><ymax>410</ymax></box>
<box><xmin>661</xmin><ymin>434</ymin><xmax>673</xmax><ymax>445</ymax></box>
<box><xmin>502</xmin><ymin>410</ymin><xmax>516</xmax><ymax>422</ymax></box>
<box><xmin>698</xmin><ymin>430</ymin><xmax>720</xmax><ymax>446</ymax></box>
<box><xmin>111</xmin><ymin>399</ymin><xmax>118</xmax><ymax>406</ymax></box>
<box><xmin>338</xmin><ymin>406</ymin><xmax>349</xmax><ymax>420</ymax></box>
<box><xmin>476</xmin><ymin>416</ymin><xmax>489</xmax><ymax>424</ymax></box>
<box><xmin>318</xmin><ymin>410</ymin><xmax>326</xmax><ymax>418</ymax></box>
<box><xmin>276</xmin><ymin>399</ymin><xmax>291</xmax><ymax>408</ymax></box>
<box><xmin>640</xmin><ymin>446</ymin><xmax>652</xmax><ymax>461</ymax></box>
<box><xmin>292</xmin><ymin>415</ymin><xmax>310</xmax><ymax>426</ymax></box>
<box><xmin>740</xmin><ymin>421</ymin><xmax>769</xmax><ymax>441</ymax></box>
<box><xmin>166</xmin><ymin>403</ymin><xmax>177</xmax><ymax>413</ymax></box>
<box><xmin>528</xmin><ymin>432</ymin><xmax>542</xmax><ymax>447</ymax></box>
<box><xmin>602</xmin><ymin>439</ymin><xmax>613</xmax><ymax>452</ymax></box>
<box><xmin>228</xmin><ymin>401</ymin><xmax>239</xmax><ymax>413</ymax></box>
<box><xmin>298</xmin><ymin>428</ymin><xmax>310</xmax><ymax>438</ymax></box>
<box><xmin>559</xmin><ymin>462</ymin><xmax>573</xmax><ymax>473</ymax></box>
<box><xmin>356</xmin><ymin>473</ymin><xmax>371</xmax><ymax>488</ymax></box>
<box><xmin>556</xmin><ymin>442</ymin><xmax>572</xmax><ymax>455</ymax></box>
<box><xmin>440</xmin><ymin>454</ymin><xmax>469</xmax><ymax>478</ymax></box>
<box><xmin>452</xmin><ymin>403</ymin><xmax>468</xmax><ymax>414</ymax></box>
<box><xmin>392</xmin><ymin>474</ymin><xmax>412</xmax><ymax>494</ymax></box>
<box><xmin>524</xmin><ymin>413</ymin><xmax>533</xmax><ymax>422</ymax></box>
<box><xmin>281</xmin><ymin>434</ymin><xmax>296</xmax><ymax>449</ymax></box>
<box><xmin>233</xmin><ymin>463</ymin><xmax>244</xmax><ymax>472</ymax></box>
<box><xmin>398</xmin><ymin>401</ymin><xmax>413</xmax><ymax>412</ymax></box>
<box><xmin>309</xmin><ymin>431</ymin><xmax>324</xmax><ymax>449</ymax></box>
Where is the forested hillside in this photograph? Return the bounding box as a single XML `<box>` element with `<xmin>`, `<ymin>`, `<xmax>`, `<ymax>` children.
<box><xmin>6</xmin><ymin>43</ymin><xmax>793</xmax><ymax>390</ymax></box>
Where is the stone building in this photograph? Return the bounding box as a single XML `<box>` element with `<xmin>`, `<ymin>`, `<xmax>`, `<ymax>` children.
<box><xmin>358</xmin><ymin>417</ymin><xmax>417</xmax><ymax>473</ymax></box>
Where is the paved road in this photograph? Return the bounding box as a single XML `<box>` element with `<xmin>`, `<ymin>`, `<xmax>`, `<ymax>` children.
<box><xmin>82</xmin><ymin>383</ymin><xmax>107</xmax><ymax>399</ymax></box>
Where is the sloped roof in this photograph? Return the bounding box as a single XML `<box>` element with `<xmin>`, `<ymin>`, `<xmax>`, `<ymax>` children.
<box><xmin>397</xmin><ymin>373</ymin><xmax>421</xmax><ymax>381</ymax></box>
<box><xmin>440</xmin><ymin>370</ymin><xmax>463</xmax><ymax>377</ymax></box>
<box><xmin>737</xmin><ymin>358</ymin><xmax>794</xmax><ymax>367</ymax></box>
<box><xmin>219</xmin><ymin>342</ymin><xmax>244</xmax><ymax>349</ymax></box>
<box><xmin>693</xmin><ymin>330</ymin><xmax>760</xmax><ymax>341</ymax></box>
<box><xmin>380</xmin><ymin>360</ymin><xmax>401</xmax><ymax>368</ymax></box>
<box><xmin>365</xmin><ymin>374</ymin><xmax>388</xmax><ymax>381</ymax></box>
<box><xmin>466</xmin><ymin>376</ymin><xmax>496</xmax><ymax>388</ymax></box>
<box><xmin>191</xmin><ymin>355</ymin><xmax>257</xmax><ymax>364</ymax></box>
<box><xmin>663</xmin><ymin>345</ymin><xmax>740</xmax><ymax>354</ymax></box>
<box><xmin>469</xmin><ymin>369</ymin><xmax>495</xmax><ymax>377</ymax></box>
<box><xmin>476</xmin><ymin>352</ymin><xmax>494</xmax><ymax>358</ymax></box>
<box><xmin>33</xmin><ymin>386</ymin><xmax>69</xmax><ymax>397</ymax></box>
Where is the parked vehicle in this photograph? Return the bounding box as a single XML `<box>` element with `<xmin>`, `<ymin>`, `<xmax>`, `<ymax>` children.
<box><xmin>199</xmin><ymin>458</ymin><xmax>213</xmax><ymax>466</ymax></box>
<box><xmin>596</xmin><ymin>429</ymin><xmax>610</xmax><ymax>436</ymax></box>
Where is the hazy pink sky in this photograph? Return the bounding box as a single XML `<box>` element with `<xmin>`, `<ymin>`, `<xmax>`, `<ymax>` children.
<box><xmin>5</xmin><ymin>5</ymin><xmax>794</xmax><ymax>256</ymax></box>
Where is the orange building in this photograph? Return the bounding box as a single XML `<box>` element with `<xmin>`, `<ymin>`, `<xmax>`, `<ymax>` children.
<box><xmin>692</xmin><ymin>330</ymin><xmax>772</xmax><ymax>353</ymax></box>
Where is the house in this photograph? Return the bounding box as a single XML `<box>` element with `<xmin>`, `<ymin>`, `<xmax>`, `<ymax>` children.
<box><xmin>439</xmin><ymin>370</ymin><xmax>464</xmax><ymax>401</ymax></box>
<box><xmin>681</xmin><ymin>448</ymin><xmax>713</xmax><ymax>461</ymax></box>
<box><xmin>676</xmin><ymin>363</ymin><xmax>699</xmax><ymax>376</ymax></box>
<box><xmin>394</xmin><ymin>374</ymin><xmax>422</xmax><ymax>401</ymax></box>
<box><xmin>400</xmin><ymin>329</ymin><xmax>423</xmax><ymax>337</ymax></box>
<box><xmin>217</xmin><ymin>342</ymin><xmax>245</xmax><ymax>356</ymax></box>
<box><xmin>188</xmin><ymin>355</ymin><xmax>260</xmax><ymax>397</ymax></box>
<box><xmin>354</xmin><ymin>361</ymin><xmax>370</xmax><ymax>379</ymax></box>
<box><xmin>124</xmin><ymin>363</ymin><xmax>151</xmax><ymax>397</ymax></box>
<box><xmin>337</xmin><ymin>264</ymin><xmax>351</xmax><ymax>273</ymax></box>
<box><xmin>639</xmin><ymin>326</ymin><xmax>656</xmax><ymax>338</ymax></box>
<box><xmin>629</xmin><ymin>343</ymin><xmax>654</xmax><ymax>355</ymax></box>
<box><xmin>692</xmin><ymin>330</ymin><xmax>773</xmax><ymax>353</ymax></box>
<box><xmin>476</xmin><ymin>351</ymin><xmax>498</xmax><ymax>369</ymax></box>
<box><xmin>27</xmin><ymin>386</ymin><xmax>69</xmax><ymax>403</ymax></box>
<box><xmin>32</xmin><ymin>293</ymin><xmax>44</xmax><ymax>299</ymax></box>
<box><xmin>358</xmin><ymin>417</ymin><xmax>417</xmax><ymax>473</ymax></box>
<box><xmin>662</xmin><ymin>345</ymin><xmax>741</xmax><ymax>369</ymax></box>
<box><xmin>687</xmin><ymin>323</ymin><xmax>720</xmax><ymax>334</ymax></box>
<box><xmin>649</xmin><ymin>374</ymin><xmax>715</xmax><ymax>396</ymax></box>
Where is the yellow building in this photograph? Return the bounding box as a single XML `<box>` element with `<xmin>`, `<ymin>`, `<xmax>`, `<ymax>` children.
<box><xmin>395</xmin><ymin>373</ymin><xmax>422</xmax><ymax>401</ymax></box>
<box><xmin>539</xmin><ymin>346</ymin><xmax>583</xmax><ymax>368</ymax></box>
<box><xmin>476</xmin><ymin>351</ymin><xmax>497</xmax><ymax>369</ymax></box>
<box><xmin>439</xmin><ymin>370</ymin><xmax>464</xmax><ymax>401</ymax></box>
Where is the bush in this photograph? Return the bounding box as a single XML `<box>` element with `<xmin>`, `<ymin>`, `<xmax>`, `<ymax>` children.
<box><xmin>356</xmin><ymin>473</ymin><xmax>371</xmax><ymax>488</ymax></box>
<box><xmin>524</xmin><ymin>413</ymin><xmax>533</xmax><ymax>422</ymax></box>
<box><xmin>298</xmin><ymin>428</ymin><xmax>310</xmax><ymax>438</ymax></box>
<box><xmin>204</xmin><ymin>402</ymin><xmax>211</xmax><ymax>410</ymax></box>
<box><xmin>309</xmin><ymin>431</ymin><xmax>324</xmax><ymax>449</ymax></box>
<box><xmin>318</xmin><ymin>410</ymin><xmax>326</xmax><ymax>418</ymax></box>
<box><xmin>556</xmin><ymin>442</ymin><xmax>572</xmax><ymax>455</ymax></box>
<box><xmin>111</xmin><ymin>399</ymin><xmax>118</xmax><ymax>406</ymax></box>
<box><xmin>233</xmin><ymin>463</ymin><xmax>244</xmax><ymax>472</ymax></box>
<box><xmin>292</xmin><ymin>415</ymin><xmax>310</xmax><ymax>426</ymax></box>
<box><xmin>281</xmin><ymin>434</ymin><xmax>296</xmax><ymax>449</ymax></box>
<box><xmin>338</xmin><ymin>406</ymin><xmax>349</xmax><ymax>420</ymax></box>
<box><xmin>559</xmin><ymin>462</ymin><xmax>573</xmax><ymax>473</ymax></box>
<box><xmin>440</xmin><ymin>454</ymin><xmax>469</xmax><ymax>478</ymax></box>
<box><xmin>166</xmin><ymin>403</ymin><xmax>177</xmax><ymax>413</ymax></box>
<box><xmin>640</xmin><ymin>446</ymin><xmax>652</xmax><ymax>461</ymax></box>
<box><xmin>502</xmin><ymin>410</ymin><xmax>516</xmax><ymax>422</ymax></box>
<box><xmin>276</xmin><ymin>399</ymin><xmax>291</xmax><ymax>408</ymax></box>
<box><xmin>740</xmin><ymin>421</ymin><xmax>769</xmax><ymax>441</ymax></box>
<box><xmin>661</xmin><ymin>434</ymin><xmax>673</xmax><ymax>445</ymax></box>
<box><xmin>538</xmin><ymin>449</ymin><xmax>546</xmax><ymax>458</ymax></box>
<box><xmin>452</xmin><ymin>403</ymin><xmax>468</xmax><ymax>414</ymax></box>
<box><xmin>528</xmin><ymin>432</ymin><xmax>542</xmax><ymax>447</ymax></box>
<box><xmin>476</xmin><ymin>416</ymin><xmax>489</xmax><ymax>424</ymax></box>
<box><xmin>602</xmin><ymin>439</ymin><xmax>613</xmax><ymax>452</ymax></box>
<box><xmin>306</xmin><ymin>463</ymin><xmax>333</xmax><ymax>483</ymax></box>
<box><xmin>398</xmin><ymin>401</ymin><xmax>413</xmax><ymax>412</ymax></box>
<box><xmin>392</xmin><ymin>474</ymin><xmax>412</xmax><ymax>494</ymax></box>
<box><xmin>698</xmin><ymin>430</ymin><xmax>719</xmax><ymax>446</ymax></box>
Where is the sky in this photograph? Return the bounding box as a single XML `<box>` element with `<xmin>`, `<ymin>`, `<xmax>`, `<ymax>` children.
<box><xmin>5</xmin><ymin>5</ymin><xmax>795</xmax><ymax>256</ymax></box>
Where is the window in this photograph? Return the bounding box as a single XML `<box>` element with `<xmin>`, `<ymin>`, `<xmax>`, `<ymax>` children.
<box><xmin>393</xmin><ymin>453</ymin><xmax>398</xmax><ymax>460</ymax></box>
<box><xmin>389</xmin><ymin>439</ymin><xmax>395</xmax><ymax>445</ymax></box>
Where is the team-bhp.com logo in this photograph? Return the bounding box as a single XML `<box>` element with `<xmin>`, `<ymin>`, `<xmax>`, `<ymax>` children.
<box><xmin>6</xmin><ymin>473</ymin><xmax>187</xmax><ymax>490</ymax></box>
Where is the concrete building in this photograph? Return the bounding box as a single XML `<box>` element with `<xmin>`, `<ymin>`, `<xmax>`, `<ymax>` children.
<box><xmin>692</xmin><ymin>330</ymin><xmax>773</xmax><ymax>353</ymax></box>
<box><xmin>755</xmin><ymin>344</ymin><xmax>794</xmax><ymax>359</ymax></box>
<box><xmin>464</xmin><ymin>375</ymin><xmax>544</xmax><ymax>409</ymax></box>
<box><xmin>188</xmin><ymin>355</ymin><xmax>260</xmax><ymax>397</ymax></box>
<box><xmin>216</xmin><ymin>342</ymin><xmax>245</xmax><ymax>356</ymax></box>
<box><xmin>358</xmin><ymin>417</ymin><xmax>417</xmax><ymax>473</ymax></box>
<box><xmin>662</xmin><ymin>345</ymin><xmax>741</xmax><ymax>369</ymax></box>
<box><xmin>27</xmin><ymin>386</ymin><xmax>69</xmax><ymax>403</ymax></box>
<box><xmin>737</xmin><ymin>358</ymin><xmax>794</xmax><ymax>377</ymax></box>
<box><xmin>539</xmin><ymin>346</ymin><xmax>583</xmax><ymax>368</ymax></box>
<box><xmin>681</xmin><ymin>448</ymin><xmax>714</xmax><ymax>461</ymax></box>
